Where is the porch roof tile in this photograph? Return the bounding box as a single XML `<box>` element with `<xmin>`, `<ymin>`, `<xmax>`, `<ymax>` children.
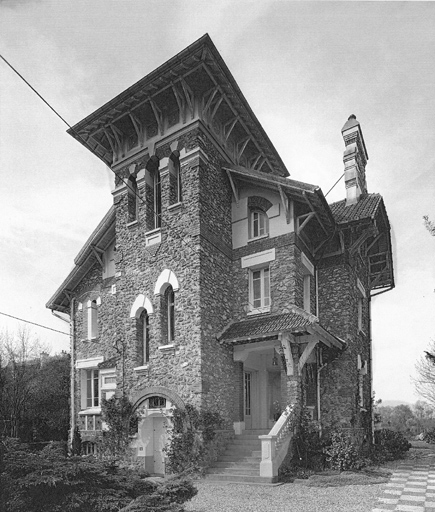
<box><xmin>218</xmin><ymin>309</ymin><xmax>316</xmax><ymax>344</ymax></box>
<box><xmin>218</xmin><ymin>307</ymin><xmax>346</xmax><ymax>350</ymax></box>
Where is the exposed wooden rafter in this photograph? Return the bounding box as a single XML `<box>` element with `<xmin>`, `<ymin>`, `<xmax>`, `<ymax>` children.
<box><xmin>180</xmin><ymin>78</ymin><xmax>194</xmax><ymax>119</ymax></box>
<box><xmin>90</xmin><ymin>245</ymin><xmax>104</xmax><ymax>268</ymax></box>
<box><xmin>278</xmin><ymin>185</ymin><xmax>290</xmax><ymax>224</ymax></box>
<box><xmin>303</xmin><ymin>191</ymin><xmax>328</xmax><ymax>236</ymax></box>
<box><xmin>226</xmin><ymin>170</ymin><xmax>239</xmax><ymax>206</ymax></box>
<box><xmin>224</xmin><ymin>116</ymin><xmax>238</xmax><ymax>142</ymax></box>
<box><xmin>149</xmin><ymin>98</ymin><xmax>163</xmax><ymax>136</ymax></box>
<box><xmin>236</xmin><ymin>136</ymin><xmax>251</xmax><ymax>163</ymax></box>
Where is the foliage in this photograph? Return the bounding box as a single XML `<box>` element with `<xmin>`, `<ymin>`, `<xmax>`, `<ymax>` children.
<box><xmin>423</xmin><ymin>427</ymin><xmax>435</xmax><ymax>444</ymax></box>
<box><xmin>0</xmin><ymin>438</ymin><xmax>196</xmax><ymax>512</ymax></box>
<box><xmin>99</xmin><ymin>395</ymin><xmax>139</xmax><ymax>460</ymax></box>
<box><xmin>324</xmin><ymin>431</ymin><xmax>367</xmax><ymax>471</ymax></box>
<box><xmin>423</xmin><ymin>215</ymin><xmax>435</xmax><ymax>236</ymax></box>
<box><xmin>119</xmin><ymin>477</ymin><xmax>197</xmax><ymax>512</ymax></box>
<box><xmin>0</xmin><ymin>328</ymin><xmax>69</xmax><ymax>442</ymax></box>
<box><xmin>290</xmin><ymin>406</ymin><xmax>324</xmax><ymax>471</ymax></box>
<box><xmin>372</xmin><ymin>429</ymin><xmax>411</xmax><ymax>463</ymax></box>
<box><xmin>165</xmin><ymin>403</ymin><xmax>224</xmax><ymax>474</ymax></box>
<box><xmin>377</xmin><ymin>404</ymin><xmax>416</xmax><ymax>437</ymax></box>
<box><xmin>414</xmin><ymin>340</ymin><xmax>435</xmax><ymax>408</ymax></box>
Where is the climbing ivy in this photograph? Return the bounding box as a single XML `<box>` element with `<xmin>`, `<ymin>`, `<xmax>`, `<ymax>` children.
<box><xmin>164</xmin><ymin>404</ymin><xmax>223</xmax><ymax>474</ymax></box>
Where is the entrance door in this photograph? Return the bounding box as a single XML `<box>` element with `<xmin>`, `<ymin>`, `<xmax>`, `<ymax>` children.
<box><xmin>152</xmin><ymin>416</ymin><xmax>166</xmax><ymax>475</ymax></box>
<box><xmin>244</xmin><ymin>371</ymin><xmax>253</xmax><ymax>430</ymax></box>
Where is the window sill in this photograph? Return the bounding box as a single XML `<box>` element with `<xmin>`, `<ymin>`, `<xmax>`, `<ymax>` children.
<box><xmin>127</xmin><ymin>220</ymin><xmax>139</xmax><ymax>229</ymax></box>
<box><xmin>145</xmin><ymin>228</ymin><xmax>161</xmax><ymax>247</ymax></box>
<box><xmin>134</xmin><ymin>365</ymin><xmax>149</xmax><ymax>373</ymax></box>
<box><xmin>248</xmin><ymin>234</ymin><xmax>269</xmax><ymax>243</ymax></box>
<box><xmin>158</xmin><ymin>343</ymin><xmax>175</xmax><ymax>353</ymax></box>
<box><xmin>167</xmin><ymin>202</ymin><xmax>183</xmax><ymax>211</ymax></box>
<box><xmin>79</xmin><ymin>407</ymin><xmax>101</xmax><ymax>415</ymax></box>
<box><xmin>247</xmin><ymin>308</ymin><xmax>271</xmax><ymax>316</ymax></box>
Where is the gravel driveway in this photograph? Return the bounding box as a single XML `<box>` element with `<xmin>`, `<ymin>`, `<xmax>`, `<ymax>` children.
<box><xmin>185</xmin><ymin>480</ymin><xmax>383</xmax><ymax>512</ymax></box>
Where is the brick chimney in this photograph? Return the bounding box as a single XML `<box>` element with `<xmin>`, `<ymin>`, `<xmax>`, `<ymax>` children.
<box><xmin>341</xmin><ymin>115</ymin><xmax>369</xmax><ymax>206</ymax></box>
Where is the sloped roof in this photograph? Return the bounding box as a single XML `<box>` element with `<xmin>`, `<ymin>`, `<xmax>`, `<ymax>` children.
<box><xmin>329</xmin><ymin>193</ymin><xmax>382</xmax><ymax>224</ymax></box>
<box><xmin>46</xmin><ymin>206</ymin><xmax>116</xmax><ymax>313</ymax></box>
<box><xmin>218</xmin><ymin>307</ymin><xmax>345</xmax><ymax>349</ymax></box>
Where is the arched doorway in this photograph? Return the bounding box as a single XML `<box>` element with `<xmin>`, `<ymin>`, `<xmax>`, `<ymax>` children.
<box><xmin>131</xmin><ymin>387</ymin><xmax>184</xmax><ymax>475</ymax></box>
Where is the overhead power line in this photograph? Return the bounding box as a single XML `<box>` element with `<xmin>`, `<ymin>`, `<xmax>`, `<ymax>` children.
<box><xmin>0</xmin><ymin>311</ymin><xmax>70</xmax><ymax>336</ymax></box>
<box><xmin>0</xmin><ymin>52</ymin><xmax>207</xmax><ymax>258</ymax></box>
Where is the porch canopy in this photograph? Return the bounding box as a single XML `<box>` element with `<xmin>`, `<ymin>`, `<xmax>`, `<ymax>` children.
<box><xmin>217</xmin><ymin>306</ymin><xmax>345</xmax><ymax>375</ymax></box>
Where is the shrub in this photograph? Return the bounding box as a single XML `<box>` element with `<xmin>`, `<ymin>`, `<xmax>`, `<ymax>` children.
<box><xmin>424</xmin><ymin>428</ymin><xmax>435</xmax><ymax>444</ymax></box>
<box><xmin>120</xmin><ymin>477</ymin><xmax>197</xmax><ymax>512</ymax></box>
<box><xmin>324</xmin><ymin>431</ymin><xmax>366</xmax><ymax>471</ymax></box>
<box><xmin>373</xmin><ymin>429</ymin><xmax>411</xmax><ymax>462</ymax></box>
<box><xmin>0</xmin><ymin>438</ymin><xmax>196</xmax><ymax>512</ymax></box>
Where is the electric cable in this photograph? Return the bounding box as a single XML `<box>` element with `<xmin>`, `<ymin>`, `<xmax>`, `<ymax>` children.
<box><xmin>0</xmin><ymin>311</ymin><xmax>69</xmax><ymax>336</ymax></box>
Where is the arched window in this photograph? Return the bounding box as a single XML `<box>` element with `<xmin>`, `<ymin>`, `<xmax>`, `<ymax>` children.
<box><xmin>251</xmin><ymin>209</ymin><xmax>269</xmax><ymax>239</ymax></box>
<box><xmin>127</xmin><ymin>175</ymin><xmax>138</xmax><ymax>222</ymax></box>
<box><xmin>169</xmin><ymin>151</ymin><xmax>182</xmax><ymax>205</ymax></box>
<box><xmin>145</xmin><ymin>157</ymin><xmax>161</xmax><ymax>231</ymax></box>
<box><xmin>165</xmin><ymin>286</ymin><xmax>175</xmax><ymax>343</ymax></box>
<box><xmin>137</xmin><ymin>310</ymin><xmax>150</xmax><ymax>365</ymax></box>
<box><xmin>87</xmin><ymin>300</ymin><xmax>98</xmax><ymax>340</ymax></box>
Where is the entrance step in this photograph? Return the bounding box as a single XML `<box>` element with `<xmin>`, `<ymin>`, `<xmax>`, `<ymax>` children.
<box><xmin>205</xmin><ymin>430</ymin><xmax>276</xmax><ymax>484</ymax></box>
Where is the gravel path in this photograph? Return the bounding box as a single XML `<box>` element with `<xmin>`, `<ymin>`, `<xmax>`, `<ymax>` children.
<box><xmin>185</xmin><ymin>480</ymin><xmax>383</xmax><ymax>512</ymax></box>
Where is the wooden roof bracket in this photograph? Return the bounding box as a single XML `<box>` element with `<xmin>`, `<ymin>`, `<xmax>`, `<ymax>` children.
<box><xmin>180</xmin><ymin>78</ymin><xmax>194</xmax><ymax>120</ymax></box>
<box><xmin>210</xmin><ymin>96</ymin><xmax>223</xmax><ymax>121</ymax></box>
<box><xmin>90</xmin><ymin>245</ymin><xmax>104</xmax><ymax>268</ymax></box>
<box><xmin>349</xmin><ymin>226</ymin><xmax>378</xmax><ymax>256</ymax></box>
<box><xmin>224</xmin><ymin>116</ymin><xmax>238</xmax><ymax>142</ymax></box>
<box><xmin>298</xmin><ymin>338</ymin><xmax>318</xmax><ymax>374</ymax></box>
<box><xmin>297</xmin><ymin>212</ymin><xmax>315</xmax><ymax>233</ymax></box>
<box><xmin>365</xmin><ymin>232</ymin><xmax>384</xmax><ymax>256</ymax></box>
<box><xmin>303</xmin><ymin>191</ymin><xmax>328</xmax><ymax>235</ymax></box>
<box><xmin>278</xmin><ymin>185</ymin><xmax>290</xmax><ymax>224</ymax></box>
<box><xmin>63</xmin><ymin>289</ymin><xmax>72</xmax><ymax>301</ymax></box>
<box><xmin>149</xmin><ymin>98</ymin><xmax>164</xmax><ymax>136</ymax></box>
<box><xmin>226</xmin><ymin>170</ymin><xmax>239</xmax><ymax>206</ymax></box>
<box><xmin>203</xmin><ymin>86</ymin><xmax>219</xmax><ymax>118</ymax></box>
<box><xmin>171</xmin><ymin>83</ymin><xmax>186</xmax><ymax>123</ymax></box>
<box><xmin>103</xmin><ymin>129</ymin><xmax>117</xmax><ymax>154</ymax></box>
<box><xmin>128</xmin><ymin>113</ymin><xmax>143</xmax><ymax>146</ymax></box>
<box><xmin>236</xmin><ymin>136</ymin><xmax>251</xmax><ymax>164</ymax></box>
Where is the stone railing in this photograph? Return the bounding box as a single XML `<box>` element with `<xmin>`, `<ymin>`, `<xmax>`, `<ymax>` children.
<box><xmin>259</xmin><ymin>405</ymin><xmax>295</xmax><ymax>479</ymax></box>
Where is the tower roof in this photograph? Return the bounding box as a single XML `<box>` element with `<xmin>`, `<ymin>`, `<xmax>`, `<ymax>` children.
<box><xmin>67</xmin><ymin>34</ymin><xmax>289</xmax><ymax>177</ymax></box>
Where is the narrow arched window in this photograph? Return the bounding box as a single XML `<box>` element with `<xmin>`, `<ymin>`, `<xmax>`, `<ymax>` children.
<box><xmin>169</xmin><ymin>151</ymin><xmax>182</xmax><ymax>205</ymax></box>
<box><xmin>161</xmin><ymin>286</ymin><xmax>175</xmax><ymax>343</ymax></box>
<box><xmin>127</xmin><ymin>176</ymin><xmax>138</xmax><ymax>223</ymax></box>
<box><xmin>167</xmin><ymin>287</ymin><xmax>175</xmax><ymax>343</ymax></box>
<box><xmin>88</xmin><ymin>300</ymin><xmax>98</xmax><ymax>340</ymax></box>
<box><xmin>138</xmin><ymin>310</ymin><xmax>150</xmax><ymax>365</ymax></box>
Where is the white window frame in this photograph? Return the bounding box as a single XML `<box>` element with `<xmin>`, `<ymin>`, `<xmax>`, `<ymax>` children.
<box><xmin>84</xmin><ymin>368</ymin><xmax>100</xmax><ymax>409</ymax></box>
<box><xmin>87</xmin><ymin>300</ymin><xmax>98</xmax><ymax>340</ymax></box>
<box><xmin>249</xmin><ymin>266</ymin><xmax>270</xmax><ymax>314</ymax></box>
<box><xmin>250</xmin><ymin>209</ymin><xmax>269</xmax><ymax>239</ymax></box>
<box><xmin>301</xmin><ymin>252</ymin><xmax>314</xmax><ymax>314</ymax></box>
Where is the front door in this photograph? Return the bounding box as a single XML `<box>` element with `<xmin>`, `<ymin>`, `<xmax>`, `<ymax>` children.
<box><xmin>152</xmin><ymin>416</ymin><xmax>166</xmax><ymax>475</ymax></box>
<box><xmin>244</xmin><ymin>371</ymin><xmax>253</xmax><ymax>430</ymax></box>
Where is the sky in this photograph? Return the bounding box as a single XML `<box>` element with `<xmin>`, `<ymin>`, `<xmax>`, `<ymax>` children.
<box><xmin>0</xmin><ymin>0</ymin><xmax>434</xmax><ymax>404</ymax></box>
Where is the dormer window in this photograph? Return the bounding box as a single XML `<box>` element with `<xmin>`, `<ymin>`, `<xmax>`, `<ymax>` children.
<box><xmin>251</xmin><ymin>210</ymin><xmax>268</xmax><ymax>239</ymax></box>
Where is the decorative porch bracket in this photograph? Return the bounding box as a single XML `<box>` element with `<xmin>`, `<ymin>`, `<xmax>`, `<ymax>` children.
<box><xmin>226</xmin><ymin>170</ymin><xmax>239</xmax><ymax>206</ymax></box>
<box><xmin>298</xmin><ymin>338</ymin><xmax>318</xmax><ymax>374</ymax></box>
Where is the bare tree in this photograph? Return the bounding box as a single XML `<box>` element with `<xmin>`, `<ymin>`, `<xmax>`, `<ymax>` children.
<box><xmin>414</xmin><ymin>339</ymin><xmax>435</xmax><ymax>408</ymax></box>
<box><xmin>423</xmin><ymin>216</ymin><xmax>435</xmax><ymax>236</ymax></box>
<box><xmin>0</xmin><ymin>326</ymin><xmax>49</xmax><ymax>438</ymax></box>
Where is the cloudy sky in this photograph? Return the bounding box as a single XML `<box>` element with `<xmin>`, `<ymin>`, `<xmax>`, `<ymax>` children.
<box><xmin>0</xmin><ymin>0</ymin><xmax>434</xmax><ymax>404</ymax></box>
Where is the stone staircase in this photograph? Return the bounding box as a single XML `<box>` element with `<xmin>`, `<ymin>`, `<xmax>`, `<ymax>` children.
<box><xmin>205</xmin><ymin>429</ymin><xmax>277</xmax><ymax>484</ymax></box>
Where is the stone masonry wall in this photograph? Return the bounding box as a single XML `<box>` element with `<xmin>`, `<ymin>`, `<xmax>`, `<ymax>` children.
<box><xmin>317</xmin><ymin>252</ymin><xmax>371</xmax><ymax>432</ymax></box>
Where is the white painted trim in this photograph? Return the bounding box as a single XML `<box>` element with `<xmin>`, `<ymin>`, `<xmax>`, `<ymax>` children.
<box><xmin>301</xmin><ymin>252</ymin><xmax>314</xmax><ymax>275</ymax></box>
<box><xmin>241</xmin><ymin>248</ymin><xmax>275</xmax><ymax>269</ymax></box>
<box><xmin>78</xmin><ymin>407</ymin><xmax>101</xmax><ymax>415</ymax></box>
<box><xmin>154</xmin><ymin>269</ymin><xmax>180</xmax><ymax>295</ymax></box>
<box><xmin>134</xmin><ymin>365</ymin><xmax>149</xmax><ymax>372</ymax></box>
<box><xmin>130</xmin><ymin>294</ymin><xmax>154</xmax><ymax>318</ymax></box>
<box><xmin>357</xmin><ymin>278</ymin><xmax>366</xmax><ymax>298</ymax></box>
<box><xmin>76</xmin><ymin>356</ymin><xmax>104</xmax><ymax>369</ymax></box>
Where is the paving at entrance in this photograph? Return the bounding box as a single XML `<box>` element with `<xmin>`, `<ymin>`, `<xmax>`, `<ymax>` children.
<box><xmin>373</xmin><ymin>452</ymin><xmax>435</xmax><ymax>512</ymax></box>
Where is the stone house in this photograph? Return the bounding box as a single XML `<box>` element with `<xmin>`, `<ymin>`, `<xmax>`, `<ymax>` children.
<box><xmin>47</xmin><ymin>34</ymin><xmax>394</xmax><ymax>481</ymax></box>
